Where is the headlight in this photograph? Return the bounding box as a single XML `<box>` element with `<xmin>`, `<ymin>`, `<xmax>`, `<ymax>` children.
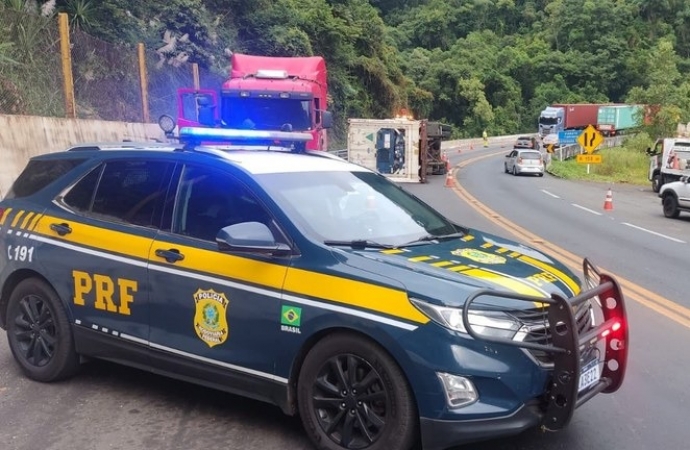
<box><xmin>411</xmin><ymin>298</ymin><xmax>521</xmax><ymax>339</ymax></box>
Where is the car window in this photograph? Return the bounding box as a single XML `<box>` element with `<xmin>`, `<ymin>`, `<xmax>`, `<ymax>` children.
<box><xmin>520</xmin><ymin>152</ymin><xmax>542</xmax><ymax>160</ymax></box>
<box><xmin>6</xmin><ymin>158</ymin><xmax>86</xmax><ymax>199</ymax></box>
<box><xmin>173</xmin><ymin>165</ymin><xmax>272</xmax><ymax>242</ymax></box>
<box><xmin>61</xmin><ymin>160</ymin><xmax>174</xmax><ymax>228</ymax></box>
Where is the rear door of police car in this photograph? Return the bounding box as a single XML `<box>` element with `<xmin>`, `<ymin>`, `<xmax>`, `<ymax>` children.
<box><xmin>39</xmin><ymin>157</ymin><xmax>175</xmax><ymax>360</ymax></box>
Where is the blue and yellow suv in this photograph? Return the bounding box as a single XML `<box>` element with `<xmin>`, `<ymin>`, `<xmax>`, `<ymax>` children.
<box><xmin>0</xmin><ymin>128</ymin><xmax>628</xmax><ymax>450</ymax></box>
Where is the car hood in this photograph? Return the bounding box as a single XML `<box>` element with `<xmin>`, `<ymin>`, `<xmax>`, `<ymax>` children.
<box><xmin>336</xmin><ymin>229</ymin><xmax>582</xmax><ymax>310</ymax></box>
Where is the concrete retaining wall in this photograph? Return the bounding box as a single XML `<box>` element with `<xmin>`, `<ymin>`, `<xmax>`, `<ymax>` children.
<box><xmin>0</xmin><ymin>114</ymin><xmax>165</xmax><ymax>197</ymax></box>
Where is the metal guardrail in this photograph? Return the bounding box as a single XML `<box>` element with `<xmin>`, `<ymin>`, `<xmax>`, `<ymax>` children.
<box><xmin>546</xmin><ymin>135</ymin><xmax>626</xmax><ymax>166</ymax></box>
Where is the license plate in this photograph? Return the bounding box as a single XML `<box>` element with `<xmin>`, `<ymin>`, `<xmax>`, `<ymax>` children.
<box><xmin>578</xmin><ymin>360</ymin><xmax>600</xmax><ymax>393</ymax></box>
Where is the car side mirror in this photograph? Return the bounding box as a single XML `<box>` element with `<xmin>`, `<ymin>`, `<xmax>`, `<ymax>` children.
<box><xmin>216</xmin><ymin>222</ymin><xmax>291</xmax><ymax>256</ymax></box>
<box><xmin>321</xmin><ymin>111</ymin><xmax>333</xmax><ymax>129</ymax></box>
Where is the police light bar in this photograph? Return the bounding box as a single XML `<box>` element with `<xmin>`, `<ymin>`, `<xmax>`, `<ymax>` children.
<box><xmin>179</xmin><ymin>127</ymin><xmax>312</xmax><ymax>143</ymax></box>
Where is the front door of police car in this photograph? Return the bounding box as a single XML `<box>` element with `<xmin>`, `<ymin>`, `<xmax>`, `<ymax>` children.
<box><xmin>147</xmin><ymin>164</ymin><xmax>288</xmax><ymax>384</ymax></box>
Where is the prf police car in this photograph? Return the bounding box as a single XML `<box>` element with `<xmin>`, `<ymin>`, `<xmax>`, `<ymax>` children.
<box><xmin>0</xmin><ymin>127</ymin><xmax>628</xmax><ymax>450</ymax></box>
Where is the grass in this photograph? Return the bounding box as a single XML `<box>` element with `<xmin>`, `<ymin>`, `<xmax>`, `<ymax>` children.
<box><xmin>547</xmin><ymin>145</ymin><xmax>650</xmax><ymax>185</ymax></box>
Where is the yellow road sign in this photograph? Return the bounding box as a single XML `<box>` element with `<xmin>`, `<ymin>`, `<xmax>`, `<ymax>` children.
<box><xmin>577</xmin><ymin>125</ymin><xmax>603</xmax><ymax>154</ymax></box>
<box><xmin>546</xmin><ymin>144</ymin><xmax>555</xmax><ymax>154</ymax></box>
<box><xmin>576</xmin><ymin>154</ymin><xmax>602</xmax><ymax>164</ymax></box>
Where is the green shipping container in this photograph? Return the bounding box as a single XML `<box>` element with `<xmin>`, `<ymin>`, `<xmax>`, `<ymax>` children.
<box><xmin>597</xmin><ymin>105</ymin><xmax>643</xmax><ymax>133</ymax></box>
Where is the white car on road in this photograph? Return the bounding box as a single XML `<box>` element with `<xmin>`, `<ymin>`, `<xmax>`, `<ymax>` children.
<box><xmin>660</xmin><ymin>176</ymin><xmax>690</xmax><ymax>218</ymax></box>
<box><xmin>504</xmin><ymin>149</ymin><xmax>545</xmax><ymax>176</ymax></box>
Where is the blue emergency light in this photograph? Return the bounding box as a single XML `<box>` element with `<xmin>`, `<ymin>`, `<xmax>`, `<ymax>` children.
<box><xmin>179</xmin><ymin>127</ymin><xmax>312</xmax><ymax>143</ymax></box>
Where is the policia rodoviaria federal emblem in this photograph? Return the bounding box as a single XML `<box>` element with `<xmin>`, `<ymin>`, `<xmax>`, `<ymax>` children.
<box><xmin>193</xmin><ymin>288</ymin><xmax>229</xmax><ymax>348</ymax></box>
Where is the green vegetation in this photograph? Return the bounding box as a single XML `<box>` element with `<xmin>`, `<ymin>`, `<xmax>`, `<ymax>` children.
<box><xmin>2</xmin><ymin>0</ymin><xmax>690</xmax><ymax>144</ymax></box>
<box><xmin>548</xmin><ymin>133</ymin><xmax>654</xmax><ymax>185</ymax></box>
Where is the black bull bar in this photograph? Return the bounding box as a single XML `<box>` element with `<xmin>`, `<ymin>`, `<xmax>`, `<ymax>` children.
<box><xmin>462</xmin><ymin>259</ymin><xmax>628</xmax><ymax>431</ymax></box>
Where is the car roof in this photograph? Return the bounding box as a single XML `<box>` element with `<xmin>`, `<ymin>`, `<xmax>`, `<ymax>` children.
<box><xmin>47</xmin><ymin>141</ymin><xmax>369</xmax><ymax>176</ymax></box>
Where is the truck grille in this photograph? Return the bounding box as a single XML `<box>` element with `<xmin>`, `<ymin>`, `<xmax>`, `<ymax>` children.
<box><xmin>512</xmin><ymin>301</ymin><xmax>594</xmax><ymax>365</ymax></box>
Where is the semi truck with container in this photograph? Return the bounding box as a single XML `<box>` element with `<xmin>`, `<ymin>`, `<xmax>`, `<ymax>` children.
<box><xmin>159</xmin><ymin>53</ymin><xmax>333</xmax><ymax>151</ymax></box>
<box><xmin>647</xmin><ymin>137</ymin><xmax>690</xmax><ymax>192</ymax></box>
<box><xmin>538</xmin><ymin>103</ymin><xmax>608</xmax><ymax>137</ymax></box>
<box><xmin>596</xmin><ymin>104</ymin><xmax>656</xmax><ymax>136</ymax></box>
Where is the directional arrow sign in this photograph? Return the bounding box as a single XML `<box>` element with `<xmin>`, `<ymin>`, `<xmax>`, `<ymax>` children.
<box><xmin>577</xmin><ymin>124</ymin><xmax>604</xmax><ymax>154</ymax></box>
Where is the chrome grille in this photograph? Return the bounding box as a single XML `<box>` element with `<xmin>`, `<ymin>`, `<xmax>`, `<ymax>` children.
<box><xmin>512</xmin><ymin>301</ymin><xmax>594</xmax><ymax>365</ymax></box>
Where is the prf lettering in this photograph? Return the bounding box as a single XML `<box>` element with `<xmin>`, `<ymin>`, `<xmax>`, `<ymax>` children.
<box><xmin>72</xmin><ymin>270</ymin><xmax>138</xmax><ymax>315</ymax></box>
<box><xmin>527</xmin><ymin>271</ymin><xmax>559</xmax><ymax>286</ymax></box>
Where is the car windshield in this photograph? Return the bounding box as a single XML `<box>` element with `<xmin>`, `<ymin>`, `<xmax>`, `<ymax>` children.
<box><xmin>258</xmin><ymin>170</ymin><xmax>458</xmax><ymax>246</ymax></box>
<box><xmin>520</xmin><ymin>152</ymin><xmax>541</xmax><ymax>159</ymax></box>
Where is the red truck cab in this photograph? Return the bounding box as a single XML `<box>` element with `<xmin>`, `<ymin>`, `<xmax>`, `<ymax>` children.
<box><xmin>167</xmin><ymin>54</ymin><xmax>332</xmax><ymax>151</ymax></box>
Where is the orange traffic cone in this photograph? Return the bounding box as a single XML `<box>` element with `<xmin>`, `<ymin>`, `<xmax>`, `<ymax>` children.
<box><xmin>469</xmin><ymin>142</ymin><xmax>474</xmax><ymax>151</ymax></box>
<box><xmin>603</xmin><ymin>188</ymin><xmax>613</xmax><ymax>211</ymax></box>
<box><xmin>445</xmin><ymin>169</ymin><xmax>455</xmax><ymax>188</ymax></box>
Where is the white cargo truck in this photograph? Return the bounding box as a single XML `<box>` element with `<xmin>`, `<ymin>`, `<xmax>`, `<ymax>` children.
<box><xmin>647</xmin><ymin>138</ymin><xmax>690</xmax><ymax>192</ymax></box>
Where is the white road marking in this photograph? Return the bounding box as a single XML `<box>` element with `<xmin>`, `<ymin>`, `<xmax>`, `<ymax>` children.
<box><xmin>572</xmin><ymin>204</ymin><xmax>603</xmax><ymax>216</ymax></box>
<box><xmin>622</xmin><ymin>222</ymin><xmax>686</xmax><ymax>243</ymax></box>
<box><xmin>541</xmin><ymin>189</ymin><xmax>561</xmax><ymax>199</ymax></box>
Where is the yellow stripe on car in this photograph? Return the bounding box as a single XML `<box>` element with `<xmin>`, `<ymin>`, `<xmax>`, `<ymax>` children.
<box><xmin>161</xmin><ymin>244</ymin><xmax>288</xmax><ymax>291</ymax></box>
<box><xmin>430</xmin><ymin>261</ymin><xmax>455</xmax><ymax>268</ymax></box>
<box><xmin>408</xmin><ymin>255</ymin><xmax>434</xmax><ymax>262</ymax></box>
<box><xmin>380</xmin><ymin>249</ymin><xmax>406</xmax><ymax>254</ymax></box>
<box><xmin>28</xmin><ymin>213</ymin><xmax>42</xmax><ymax>231</ymax></box>
<box><xmin>518</xmin><ymin>255</ymin><xmax>580</xmax><ymax>295</ymax></box>
<box><xmin>0</xmin><ymin>207</ymin><xmax>11</xmax><ymax>225</ymax></box>
<box><xmin>461</xmin><ymin>268</ymin><xmax>546</xmax><ymax>298</ymax></box>
<box><xmin>34</xmin><ymin>216</ymin><xmax>153</xmax><ymax>260</ymax></box>
<box><xmin>10</xmin><ymin>210</ymin><xmax>25</xmax><ymax>228</ymax></box>
<box><xmin>20</xmin><ymin>212</ymin><xmax>35</xmax><ymax>230</ymax></box>
<box><xmin>284</xmin><ymin>268</ymin><xmax>429</xmax><ymax>324</ymax></box>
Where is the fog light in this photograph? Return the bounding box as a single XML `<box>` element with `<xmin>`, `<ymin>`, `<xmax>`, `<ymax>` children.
<box><xmin>437</xmin><ymin>373</ymin><xmax>478</xmax><ymax>408</ymax></box>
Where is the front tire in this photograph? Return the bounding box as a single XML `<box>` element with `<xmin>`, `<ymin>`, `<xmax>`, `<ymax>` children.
<box><xmin>652</xmin><ymin>174</ymin><xmax>661</xmax><ymax>193</ymax></box>
<box><xmin>663</xmin><ymin>194</ymin><xmax>681</xmax><ymax>218</ymax></box>
<box><xmin>6</xmin><ymin>278</ymin><xmax>80</xmax><ymax>382</ymax></box>
<box><xmin>297</xmin><ymin>333</ymin><xmax>417</xmax><ymax>450</ymax></box>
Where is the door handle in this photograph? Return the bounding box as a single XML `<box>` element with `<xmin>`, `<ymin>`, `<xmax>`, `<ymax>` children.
<box><xmin>155</xmin><ymin>248</ymin><xmax>185</xmax><ymax>263</ymax></box>
<box><xmin>49</xmin><ymin>222</ymin><xmax>72</xmax><ymax>236</ymax></box>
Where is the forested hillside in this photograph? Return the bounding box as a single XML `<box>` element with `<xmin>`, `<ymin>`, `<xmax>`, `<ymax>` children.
<box><xmin>2</xmin><ymin>0</ymin><xmax>690</xmax><ymax>139</ymax></box>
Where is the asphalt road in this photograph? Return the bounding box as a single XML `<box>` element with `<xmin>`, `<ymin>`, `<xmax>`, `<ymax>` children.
<box><xmin>2</xmin><ymin>142</ymin><xmax>689</xmax><ymax>450</ymax></box>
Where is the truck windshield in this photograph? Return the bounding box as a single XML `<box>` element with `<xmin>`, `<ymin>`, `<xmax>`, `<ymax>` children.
<box><xmin>221</xmin><ymin>97</ymin><xmax>312</xmax><ymax>131</ymax></box>
<box><xmin>539</xmin><ymin>117</ymin><xmax>559</xmax><ymax>125</ymax></box>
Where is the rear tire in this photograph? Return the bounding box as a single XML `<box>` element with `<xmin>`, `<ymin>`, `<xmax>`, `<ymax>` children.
<box><xmin>663</xmin><ymin>195</ymin><xmax>680</xmax><ymax>218</ymax></box>
<box><xmin>512</xmin><ymin>166</ymin><xmax>518</xmax><ymax>176</ymax></box>
<box><xmin>297</xmin><ymin>333</ymin><xmax>417</xmax><ymax>450</ymax></box>
<box><xmin>6</xmin><ymin>278</ymin><xmax>80</xmax><ymax>382</ymax></box>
